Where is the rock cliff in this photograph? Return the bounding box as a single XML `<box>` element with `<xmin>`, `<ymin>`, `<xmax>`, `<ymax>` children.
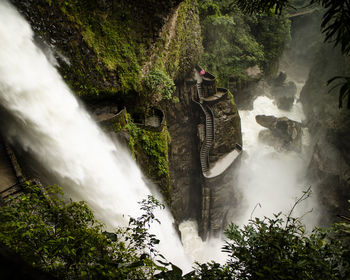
<box><xmin>7</xmin><ymin>0</ymin><xmax>242</xmax><ymax>237</ymax></box>
<box><xmin>300</xmin><ymin>44</ymin><xmax>350</xmax><ymax>225</ymax></box>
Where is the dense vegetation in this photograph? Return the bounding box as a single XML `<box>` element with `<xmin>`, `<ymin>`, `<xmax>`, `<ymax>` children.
<box><xmin>236</xmin><ymin>0</ymin><xmax>350</xmax><ymax>108</ymax></box>
<box><xmin>0</xmin><ymin>183</ymin><xmax>162</xmax><ymax>279</ymax></box>
<box><xmin>1</xmin><ymin>183</ymin><xmax>349</xmax><ymax>279</ymax></box>
<box><xmin>199</xmin><ymin>0</ymin><xmax>290</xmax><ymax>87</ymax></box>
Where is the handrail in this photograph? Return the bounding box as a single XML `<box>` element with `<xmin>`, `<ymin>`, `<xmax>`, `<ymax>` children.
<box><xmin>193</xmin><ymin>82</ymin><xmax>215</xmax><ymax>173</ymax></box>
<box><xmin>206</xmin><ymin>104</ymin><xmax>215</xmax><ymax>146</ymax></box>
<box><xmin>0</xmin><ymin>178</ymin><xmax>43</xmax><ymax>201</ymax></box>
<box><xmin>98</xmin><ymin>107</ymin><xmax>126</xmax><ymax>124</ymax></box>
<box><xmin>2</xmin><ymin>139</ymin><xmax>24</xmax><ymax>183</ymax></box>
<box><xmin>0</xmin><ymin>181</ymin><xmax>23</xmax><ymax>200</ymax></box>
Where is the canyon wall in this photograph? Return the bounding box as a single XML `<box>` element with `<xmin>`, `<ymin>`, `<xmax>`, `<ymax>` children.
<box><xmin>300</xmin><ymin>44</ymin><xmax>350</xmax><ymax>225</ymax></box>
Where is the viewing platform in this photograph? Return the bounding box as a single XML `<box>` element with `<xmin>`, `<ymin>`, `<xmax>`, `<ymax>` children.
<box><xmin>191</xmin><ymin>67</ymin><xmax>241</xmax><ymax>177</ymax></box>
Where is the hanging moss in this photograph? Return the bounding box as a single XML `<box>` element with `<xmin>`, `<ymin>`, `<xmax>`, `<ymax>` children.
<box><xmin>133</xmin><ymin>127</ymin><xmax>171</xmax><ymax>203</ymax></box>
<box><xmin>144</xmin><ymin>68</ymin><xmax>176</xmax><ymax>100</ymax></box>
<box><xmin>56</xmin><ymin>1</ymin><xmax>143</xmax><ymax>94</ymax></box>
<box><xmin>110</xmin><ymin>112</ymin><xmax>171</xmax><ymax>203</ymax></box>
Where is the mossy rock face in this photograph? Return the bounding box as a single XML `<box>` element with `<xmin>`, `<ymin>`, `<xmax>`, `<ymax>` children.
<box><xmin>110</xmin><ymin>112</ymin><xmax>171</xmax><ymax>204</ymax></box>
<box><xmin>164</xmin><ymin>0</ymin><xmax>203</xmax><ymax>81</ymax></box>
<box><xmin>134</xmin><ymin>128</ymin><xmax>171</xmax><ymax>202</ymax></box>
<box><xmin>11</xmin><ymin>0</ymin><xmax>182</xmax><ymax>99</ymax></box>
<box><xmin>143</xmin><ymin>1</ymin><xmax>202</xmax><ymax>74</ymax></box>
<box><xmin>12</xmin><ymin>0</ymin><xmax>120</xmax><ymax>97</ymax></box>
<box><xmin>10</xmin><ymin>0</ymin><xmax>204</xmax><ymax>213</ymax></box>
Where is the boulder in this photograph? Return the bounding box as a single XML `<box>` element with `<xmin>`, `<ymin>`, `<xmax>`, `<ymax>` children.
<box><xmin>255</xmin><ymin>115</ymin><xmax>302</xmax><ymax>152</ymax></box>
<box><xmin>271</xmin><ymin>72</ymin><xmax>297</xmax><ymax>110</ymax></box>
<box><xmin>272</xmin><ymin>71</ymin><xmax>287</xmax><ymax>86</ymax></box>
<box><xmin>275</xmin><ymin>95</ymin><xmax>295</xmax><ymax>111</ymax></box>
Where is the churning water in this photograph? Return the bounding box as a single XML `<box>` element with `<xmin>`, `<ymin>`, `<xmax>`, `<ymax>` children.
<box><xmin>179</xmin><ymin>83</ymin><xmax>317</xmax><ymax>264</ymax></box>
<box><xmin>0</xmin><ymin>1</ymin><xmax>191</xmax><ymax>270</ymax></box>
<box><xmin>234</xmin><ymin>80</ymin><xmax>318</xmax><ymax>227</ymax></box>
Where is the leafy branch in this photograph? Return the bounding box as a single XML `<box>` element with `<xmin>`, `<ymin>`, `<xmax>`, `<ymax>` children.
<box><xmin>327</xmin><ymin>76</ymin><xmax>350</xmax><ymax>108</ymax></box>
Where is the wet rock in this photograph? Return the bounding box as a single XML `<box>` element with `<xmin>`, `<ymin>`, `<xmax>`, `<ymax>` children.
<box><xmin>272</xmin><ymin>71</ymin><xmax>287</xmax><ymax>86</ymax></box>
<box><xmin>90</xmin><ymin>105</ymin><xmax>119</xmax><ymax>122</ymax></box>
<box><xmin>276</xmin><ymin>95</ymin><xmax>295</xmax><ymax>111</ymax></box>
<box><xmin>210</xmin><ymin>96</ymin><xmax>242</xmax><ymax>163</ymax></box>
<box><xmin>256</xmin><ymin>115</ymin><xmax>302</xmax><ymax>152</ymax></box>
<box><xmin>307</xmin><ymin>130</ymin><xmax>350</xmax><ymax>226</ymax></box>
<box><xmin>271</xmin><ymin>72</ymin><xmax>297</xmax><ymax>110</ymax></box>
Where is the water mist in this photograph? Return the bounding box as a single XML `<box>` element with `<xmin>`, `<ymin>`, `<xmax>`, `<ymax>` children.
<box><xmin>0</xmin><ymin>1</ymin><xmax>191</xmax><ymax>270</ymax></box>
<box><xmin>233</xmin><ymin>81</ymin><xmax>318</xmax><ymax>228</ymax></box>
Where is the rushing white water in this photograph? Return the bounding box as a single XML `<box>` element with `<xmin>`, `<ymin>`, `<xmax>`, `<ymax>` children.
<box><xmin>233</xmin><ymin>82</ymin><xmax>318</xmax><ymax>228</ymax></box>
<box><xmin>179</xmin><ymin>71</ymin><xmax>319</xmax><ymax>265</ymax></box>
<box><xmin>0</xmin><ymin>1</ymin><xmax>191</xmax><ymax>270</ymax></box>
<box><xmin>179</xmin><ymin>220</ymin><xmax>227</xmax><ymax>264</ymax></box>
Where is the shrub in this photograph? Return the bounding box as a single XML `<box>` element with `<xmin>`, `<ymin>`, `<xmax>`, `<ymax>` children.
<box><xmin>0</xmin><ymin>182</ymin><xmax>162</xmax><ymax>279</ymax></box>
<box><xmin>144</xmin><ymin>68</ymin><xmax>175</xmax><ymax>100</ymax></box>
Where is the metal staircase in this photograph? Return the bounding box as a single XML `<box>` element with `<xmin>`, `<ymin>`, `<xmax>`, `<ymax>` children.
<box><xmin>196</xmin><ymin>82</ymin><xmax>215</xmax><ymax>173</ymax></box>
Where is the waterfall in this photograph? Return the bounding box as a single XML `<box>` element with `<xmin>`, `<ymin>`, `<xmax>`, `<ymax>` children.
<box><xmin>0</xmin><ymin>1</ymin><xmax>191</xmax><ymax>270</ymax></box>
<box><xmin>179</xmin><ymin>68</ymin><xmax>318</xmax><ymax>264</ymax></box>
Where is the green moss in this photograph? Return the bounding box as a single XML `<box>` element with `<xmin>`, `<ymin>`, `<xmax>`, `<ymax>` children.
<box><xmin>136</xmin><ymin>128</ymin><xmax>171</xmax><ymax>177</ymax></box>
<box><xmin>55</xmin><ymin>1</ymin><xmax>143</xmax><ymax>95</ymax></box>
<box><xmin>164</xmin><ymin>0</ymin><xmax>202</xmax><ymax>80</ymax></box>
<box><xmin>135</xmin><ymin>126</ymin><xmax>171</xmax><ymax>202</ymax></box>
<box><xmin>227</xmin><ymin>90</ymin><xmax>236</xmax><ymax>108</ymax></box>
<box><xmin>107</xmin><ymin>112</ymin><xmax>171</xmax><ymax>202</ymax></box>
<box><xmin>144</xmin><ymin>0</ymin><xmax>202</xmax><ymax>83</ymax></box>
<box><xmin>144</xmin><ymin>68</ymin><xmax>176</xmax><ymax>100</ymax></box>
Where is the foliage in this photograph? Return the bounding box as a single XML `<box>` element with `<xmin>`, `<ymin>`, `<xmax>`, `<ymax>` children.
<box><xmin>1</xmin><ymin>182</ymin><xmax>350</xmax><ymax>279</ymax></box>
<box><xmin>199</xmin><ymin>1</ymin><xmax>264</xmax><ymax>84</ymax></box>
<box><xmin>235</xmin><ymin>0</ymin><xmax>350</xmax><ymax>56</ymax></box>
<box><xmin>0</xmin><ymin>182</ymin><xmax>161</xmax><ymax>279</ymax></box>
<box><xmin>327</xmin><ymin>76</ymin><xmax>350</xmax><ymax>108</ymax></box>
<box><xmin>234</xmin><ymin>0</ymin><xmax>350</xmax><ymax>108</ymax></box>
<box><xmin>310</xmin><ymin>0</ymin><xmax>350</xmax><ymax>55</ymax></box>
<box><xmin>184</xmin><ymin>262</ymin><xmax>232</xmax><ymax>279</ymax></box>
<box><xmin>125</xmin><ymin>196</ymin><xmax>164</xmax><ymax>257</ymax></box>
<box><xmin>199</xmin><ymin>0</ymin><xmax>290</xmax><ymax>87</ymax></box>
<box><xmin>188</xmin><ymin>192</ymin><xmax>350</xmax><ymax>280</ymax></box>
<box><xmin>144</xmin><ymin>69</ymin><xmax>176</xmax><ymax>100</ymax></box>
<box><xmin>222</xmin><ymin>215</ymin><xmax>348</xmax><ymax>279</ymax></box>
<box><xmin>248</xmin><ymin>14</ymin><xmax>291</xmax><ymax>75</ymax></box>
<box><xmin>235</xmin><ymin>0</ymin><xmax>291</xmax><ymax>15</ymax></box>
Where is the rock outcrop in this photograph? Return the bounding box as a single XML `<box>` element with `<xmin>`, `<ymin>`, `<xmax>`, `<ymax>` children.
<box><xmin>270</xmin><ymin>72</ymin><xmax>297</xmax><ymax>111</ymax></box>
<box><xmin>185</xmin><ymin>68</ymin><xmax>242</xmax><ymax>237</ymax></box>
<box><xmin>210</xmin><ymin>96</ymin><xmax>242</xmax><ymax>163</ymax></box>
<box><xmin>256</xmin><ymin>115</ymin><xmax>302</xmax><ymax>152</ymax></box>
<box><xmin>6</xmin><ymin>0</ymin><xmax>242</xmax><ymax>239</ymax></box>
<box><xmin>307</xmin><ymin>124</ymin><xmax>350</xmax><ymax>225</ymax></box>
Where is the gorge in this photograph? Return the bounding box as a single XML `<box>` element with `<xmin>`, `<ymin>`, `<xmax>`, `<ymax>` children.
<box><xmin>0</xmin><ymin>0</ymin><xmax>349</xmax><ymax>278</ymax></box>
